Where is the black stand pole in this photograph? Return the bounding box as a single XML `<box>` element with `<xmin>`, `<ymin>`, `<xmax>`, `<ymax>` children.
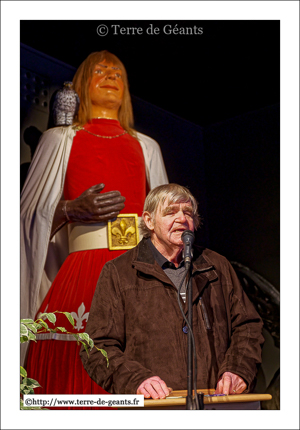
<box><xmin>181</xmin><ymin>230</ymin><xmax>204</xmax><ymax>410</ymax></box>
<box><xmin>186</xmin><ymin>266</ymin><xmax>194</xmax><ymax>410</ymax></box>
<box><xmin>185</xmin><ymin>264</ymin><xmax>204</xmax><ymax>410</ymax></box>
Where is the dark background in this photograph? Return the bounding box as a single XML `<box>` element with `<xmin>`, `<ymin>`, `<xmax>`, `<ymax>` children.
<box><xmin>20</xmin><ymin>20</ymin><xmax>279</xmax><ymax>126</ymax></box>
<box><xmin>20</xmin><ymin>20</ymin><xmax>280</xmax><ymax>290</ymax></box>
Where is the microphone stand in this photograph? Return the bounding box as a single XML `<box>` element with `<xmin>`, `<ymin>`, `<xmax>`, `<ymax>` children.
<box><xmin>181</xmin><ymin>230</ymin><xmax>204</xmax><ymax>410</ymax></box>
<box><xmin>185</xmin><ymin>262</ymin><xmax>204</xmax><ymax>410</ymax></box>
<box><xmin>186</xmin><ymin>263</ymin><xmax>194</xmax><ymax>410</ymax></box>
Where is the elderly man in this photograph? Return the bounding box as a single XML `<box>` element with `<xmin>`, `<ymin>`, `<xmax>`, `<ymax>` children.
<box><xmin>81</xmin><ymin>184</ymin><xmax>264</xmax><ymax>399</ymax></box>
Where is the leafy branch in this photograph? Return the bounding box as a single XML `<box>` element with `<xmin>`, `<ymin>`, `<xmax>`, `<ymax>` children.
<box><xmin>20</xmin><ymin>366</ymin><xmax>42</xmax><ymax>409</ymax></box>
<box><xmin>20</xmin><ymin>311</ymin><xmax>108</xmax><ymax>365</ymax></box>
<box><xmin>20</xmin><ymin>311</ymin><xmax>108</xmax><ymax>410</ymax></box>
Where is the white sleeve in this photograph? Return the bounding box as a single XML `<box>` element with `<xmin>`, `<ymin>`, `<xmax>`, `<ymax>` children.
<box><xmin>20</xmin><ymin>126</ymin><xmax>76</xmax><ymax>322</ymax></box>
<box><xmin>136</xmin><ymin>132</ymin><xmax>169</xmax><ymax>189</ymax></box>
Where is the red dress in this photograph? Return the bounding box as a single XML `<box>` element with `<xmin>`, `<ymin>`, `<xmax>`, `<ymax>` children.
<box><xmin>26</xmin><ymin>119</ymin><xmax>146</xmax><ymax>406</ymax></box>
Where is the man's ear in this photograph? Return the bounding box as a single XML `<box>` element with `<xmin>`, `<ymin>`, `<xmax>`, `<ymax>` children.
<box><xmin>142</xmin><ymin>211</ymin><xmax>154</xmax><ymax>231</ymax></box>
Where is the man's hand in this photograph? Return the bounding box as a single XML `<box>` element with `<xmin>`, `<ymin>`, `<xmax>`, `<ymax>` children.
<box><xmin>215</xmin><ymin>371</ymin><xmax>247</xmax><ymax>395</ymax></box>
<box><xmin>137</xmin><ymin>376</ymin><xmax>171</xmax><ymax>399</ymax></box>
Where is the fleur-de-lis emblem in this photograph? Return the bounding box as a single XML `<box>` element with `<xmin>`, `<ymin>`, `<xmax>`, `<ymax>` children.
<box><xmin>111</xmin><ymin>218</ymin><xmax>136</xmax><ymax>245</ymax></box>
<box><xmin>71</xmin><ymin>303</ymin><xmax>89</xmax><ymax>331</ymax></box>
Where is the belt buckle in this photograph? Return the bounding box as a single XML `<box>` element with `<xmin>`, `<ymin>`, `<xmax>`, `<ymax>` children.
<box><xmin>108</xmin><ymin>214</ymin><xmax>140</xmax><ymax>250</ymax></box>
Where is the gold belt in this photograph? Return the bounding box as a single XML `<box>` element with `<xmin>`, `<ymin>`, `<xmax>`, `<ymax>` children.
<box><xmin>68</xmin><ymin>214</ymin><xmax>142</xmax><ymax>253</ymax></box>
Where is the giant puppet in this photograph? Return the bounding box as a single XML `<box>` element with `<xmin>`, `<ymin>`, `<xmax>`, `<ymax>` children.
<box><xmin>21</xmin><ymin>51</ymin><xmax>168</xmax><ymax>400</ymax></box>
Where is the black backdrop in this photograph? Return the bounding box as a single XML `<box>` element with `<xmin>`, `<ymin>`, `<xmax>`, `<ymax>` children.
<box><xmin>20</xmin><ymin>20</ymin><xmax>279</xmax><ymax>126</ymax></box>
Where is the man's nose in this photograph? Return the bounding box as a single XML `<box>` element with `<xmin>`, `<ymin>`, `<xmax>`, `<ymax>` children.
<box><xmin>176</xmin><ymin>211</ymin><xmax>188</xmax><ymax>222</ymax></box>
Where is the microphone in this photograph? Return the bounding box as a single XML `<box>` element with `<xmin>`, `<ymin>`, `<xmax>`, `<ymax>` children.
<box><xmin>181</xmin><ymin>230</ymin><xmax>195</xmax><ymax>270</ymax></box>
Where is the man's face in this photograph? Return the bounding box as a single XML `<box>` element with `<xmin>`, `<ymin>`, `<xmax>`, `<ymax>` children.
<box><xmin>148</xmin><ymin>199</ymin><xmax>195</xmax><ymax>251</ymax></box>
<box><xmin>89</xmin><ymin>59</ymin><xmax>124</xmax><ymax>110</ymax></box>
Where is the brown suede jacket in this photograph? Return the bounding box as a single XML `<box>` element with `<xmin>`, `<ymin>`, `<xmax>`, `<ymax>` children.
<box><xmin>80</xmin><ymin>238</ymin><xmax>264</xmax><ymax>394</ymax></box>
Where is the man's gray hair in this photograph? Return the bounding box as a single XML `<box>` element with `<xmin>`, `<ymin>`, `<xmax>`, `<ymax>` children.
<box><xmin>139</xmin><ymin>183</ymin><xmax>201</xmax><ymax>238</ymax></box>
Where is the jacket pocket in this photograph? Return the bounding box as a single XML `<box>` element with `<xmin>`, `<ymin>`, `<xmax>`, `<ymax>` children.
<box><xmin>199</xmin><ymin>297</ymin><xmax>211</xmax><ymax>330</ymax></box>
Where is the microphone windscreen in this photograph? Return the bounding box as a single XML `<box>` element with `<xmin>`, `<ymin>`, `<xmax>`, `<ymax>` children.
<box><xmin>181</xmin><ymin>230</ymin><xmax>195</xmax><ymax>245</ymax></box>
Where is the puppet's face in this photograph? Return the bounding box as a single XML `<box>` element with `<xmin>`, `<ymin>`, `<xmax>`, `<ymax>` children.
<box><xmin>89</xmin><ymin>59</ymin><xmax>124</xmax><ymax>110</ymax></box>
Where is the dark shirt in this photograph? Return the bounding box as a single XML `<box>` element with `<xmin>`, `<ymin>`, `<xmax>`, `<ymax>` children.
<box><xmin>146</xmin><ymin>238</ymin><xmax>187</xmax><ymax>302</ymax></box>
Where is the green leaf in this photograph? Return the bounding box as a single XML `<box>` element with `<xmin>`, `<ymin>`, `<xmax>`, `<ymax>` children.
<box><xmin>56</xmin><ymin>327</ymin><xmax>67</xmax><ymax>333</ymax></box>
<box><xmin>22</xmin><ymin>388</ymin><xmax>33</xmax><ymax>395</ymax></box>
<box><xmin>45</xmin><ymin>313</ymin><xmax>56</xmax><ymax>324</ymax></box>
<box><xmin>82</xmin><ymin>341</ymin><xmax>90</xmax><ymax>357</ymax></box>
<box><xmin>71</xmin><ymin>333</ymin><xmax>81</xmax><ymax>345</ymax></box>
<box><xmin>77</xmin><ymin>332</ymin><xmax>94</xmax><ymax>349</ymax></box>
<box><xmin>27</xmin><ymin>331</ymin><xmax>37</xmax><ymax>342</ymax></box>
<box><xmin>20</xmin><ymin>384</ymin><xmax>27</xmax><ymax>393</ymax></box>
<box><xmin>100</xmin><ymin>349</ymin><xmax>109</xmax><ymax>368</ymax></box>
<box><xmin>20</xmin><ymin>323</ymin><xmax>28</xmax><ymax>337</ymax></box>
<box><xmin>62</xmin><ymin>312</ymin><xmax>74</xmax><ymax>327</ymax></box>
<box><xmin>26</xmin><ymin>378</ymin><xmax>41</xmax><ymax>388</ymax></box>
<box><xmin>20</xmin><ymin>366</ymin><xmax>27</xmax><ymax>378</ymax></box>
<box><xmin>20</xmin><ymin>385</ymin><xmax>35</xmax><ymax>395</ymax></box>
<box><xmin>26</xmin><ymin>323</ymin><xmax>38</xmax><ymax>333</ymax></box>
<box><xmin>36</xmin><ymin>319</ymin><xmax>49</xmax><ymax>330</ymax></box>
<box><xmin>37</xmin><ymin>312</ymin><xmax>48</xmax><ymax>319</ymax></box>
<box><xmin>21</xmin><ymin>318</ymin><xmax>35</xmax><ymax>325</ymax></box>
<box><xmin>78</xmin><ymin>332</ymin><xmax>90</xmax><ymax>343</ymax></box>
<box><xmin>20</xmin><ymin>335</ymin><xmax>29</xmax><ymax>343</ymax></box>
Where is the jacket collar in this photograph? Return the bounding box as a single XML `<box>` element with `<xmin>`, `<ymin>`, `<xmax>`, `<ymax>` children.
<box><xmin>132</xmin><ymin>239</ymin><xmax>218</xmax><ymax>297</ymax></box>
<box><xmin>132</xmin><ymin>238</ymin><xmax>172</xmax><ymax>285</ymax></box>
